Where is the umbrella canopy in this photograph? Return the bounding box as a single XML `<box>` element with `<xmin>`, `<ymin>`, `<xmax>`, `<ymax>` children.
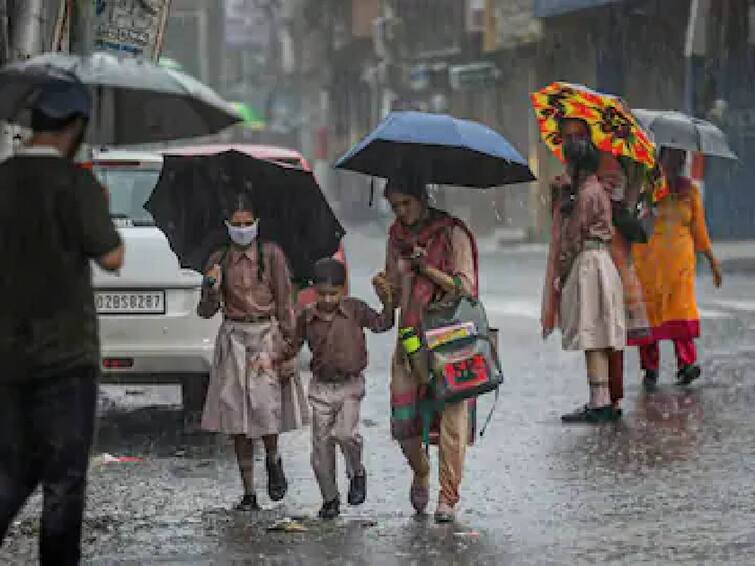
<box><xmin>144</xmin><ymin>150</ymin><xmax>344</xmax><ymax>282</ymax></box>
<box><xmin>334</xmin><ymin>111</ymin><xmax>535</xmax><ymax>188</ymax></box>
<box><xmin>0</xmin><ymin>51</ymin><xmax>241</xmax><ymax>145</ymax></box>
<box><xmin>158</xmin><ymin>56</ymin><xmax>184</xmax><ymax>71</ymax></box>
<box><xmin>531</xmin><ymin>82</ymin><xmax>656</xmax><ymax>168</ymax></box>
<box><xmin>632</xmin><ymin>109</ymin><xmax>738</xmax><ymax>160</ymax></box>
<box><xmin>230</xmin><ymin>101</ymin><xmax>266</xmax><ymax>130</ymax></box>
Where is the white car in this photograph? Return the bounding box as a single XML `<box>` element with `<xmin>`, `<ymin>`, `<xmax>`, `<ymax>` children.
<box><xmin>89</xmin><ymin>149</ymin><xmax>219</xmax><ymax>420</ymax></box>
<box><xmin>87</xmin><ymin>145</ymin><xmax>348</xmax><ymax>424</ymax></box>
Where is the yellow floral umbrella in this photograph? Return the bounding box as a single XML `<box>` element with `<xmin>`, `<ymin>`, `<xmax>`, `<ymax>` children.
<box><xmin>531</xmin><ymin>82</ymin><xmax>656</xmax><ymax>169</ymax></box>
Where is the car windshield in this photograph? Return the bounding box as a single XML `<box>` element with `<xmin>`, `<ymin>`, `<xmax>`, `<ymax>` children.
<box><xmin>94</xmin><ymin>167</ymin><xmax>161</xmax><ymax>227</ymax></box>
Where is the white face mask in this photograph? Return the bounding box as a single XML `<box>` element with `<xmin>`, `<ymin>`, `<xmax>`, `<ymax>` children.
<box><xmin>226</xmin><ymin>220</ymin><xmax>259</xmax><ymax>247</ymax></box>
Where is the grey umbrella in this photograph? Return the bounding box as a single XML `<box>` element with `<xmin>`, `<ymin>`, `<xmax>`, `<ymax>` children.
<box><xmin>633</xmin><ymin>109</ymin><xmax>738</xmax><ymax>160</ymax></box>
<box><xmin>0</xmin><ymin>51</ymin><xmax>241</xmax><ymax>145</ymax></box>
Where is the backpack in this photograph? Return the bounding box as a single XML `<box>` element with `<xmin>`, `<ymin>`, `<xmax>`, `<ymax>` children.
<box><xmin>417</xmin><ymin>296</ymin><xmax>503</xmax><ymax>442</ymax></box>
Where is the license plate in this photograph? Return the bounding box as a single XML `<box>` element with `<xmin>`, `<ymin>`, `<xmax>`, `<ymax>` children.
<box><xmin>96</xmin><ymin>291</ymin><xmax>165</xmax><ymax>314</ymax></box>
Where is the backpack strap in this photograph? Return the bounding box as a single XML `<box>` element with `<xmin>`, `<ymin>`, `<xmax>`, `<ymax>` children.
<box><xmin>217</xmin><ymin>245</ymin><xmax>231</xmax><ymax>296</ymax></box>
<box><xmin>479</xmin><ymin>387</ymin><xmax>499</xmax><ymax>438</ymax></box>
<box><xmin>256</xmin><ymin>238</ymin><xmax>265</xmax><ymax>282</ymax></box>
<box><xmin>418</xmin><ymin>394</ymin><xmax>439</xmax><ymax>454</ymax></box>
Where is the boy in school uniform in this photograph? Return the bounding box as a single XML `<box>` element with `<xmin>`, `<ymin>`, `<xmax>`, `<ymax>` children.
<box><xmin>280</xmin><ymin>258</ymin><xmax>394</xmax><ymax>519</ymax></box>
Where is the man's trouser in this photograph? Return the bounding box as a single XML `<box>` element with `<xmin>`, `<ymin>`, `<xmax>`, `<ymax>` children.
<box><xmin>0</xmin><ymin>369</ymin><xmax>97</xmax><ymax>566</ymax></box>
<box><xmin>309</xmin><ymin>376</ymin><xmax>365</xmax><ymax>503</ymax></box>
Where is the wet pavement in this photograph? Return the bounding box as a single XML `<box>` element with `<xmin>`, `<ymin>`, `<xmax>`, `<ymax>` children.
<box><xmin>4</xmin><ymin>228</ymin><xmax>755</xmax><ymax>565</ymax></box>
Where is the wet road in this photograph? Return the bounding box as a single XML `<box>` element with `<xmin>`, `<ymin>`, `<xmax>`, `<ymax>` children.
<box><xmin>4</xmin><ymin>228</ymin><xmax>755</xmax><ymax>565</ymax></box>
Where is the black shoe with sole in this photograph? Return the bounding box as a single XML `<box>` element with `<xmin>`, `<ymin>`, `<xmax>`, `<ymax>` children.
<box><xmin>348</xmin><ymin>472</ymin><xmax>367</xmax><ymax>506</ymax></box>
<box><xmin>266</xmin><ymin>456</ymin><xmax>288</xmax><ymax>502</ymax></box>
<box><xmin>235</xmin><ymin>494</ymin><xmax>260</xmax><ymax>511</ymax></box>
<box><xmin>677</xmin><ymin>364</ymin><xmax>701</xmax><ymax>386</ymax></box>
<box><xmin>561</xmin><ymin>404</ymin><xmax>619</xmax><ymax>423</ymax></box>
<box><xmin>318</xmin><ymin>497</ymin><xmax>340</xmax><ymax>520</ymax></box>
<box><xmin>561</xmin><ymin>404</ymin><xmax>591</xmax><ymax>423</ymax></box>
<box><xmin>643</xmin><ymin>369</ymin><xmax>659</xmax><ymax>392</ymax></box>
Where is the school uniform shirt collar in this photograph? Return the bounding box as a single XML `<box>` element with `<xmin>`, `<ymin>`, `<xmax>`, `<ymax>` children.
<box><xmin>307</xmin><ymin>299</ymin><xmax>350</xmax><ymax>323</ymax></box>
<box><xmin>229</xmin><ymin>244</ymin><xmax>257</xmax><ymax>263</ymax></box>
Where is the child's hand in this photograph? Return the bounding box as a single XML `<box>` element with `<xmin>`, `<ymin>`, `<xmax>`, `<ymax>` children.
<box><xmin>249</xmin><ymin>352</ymin><xmax>274</xmax><ymax>374</ymax></box>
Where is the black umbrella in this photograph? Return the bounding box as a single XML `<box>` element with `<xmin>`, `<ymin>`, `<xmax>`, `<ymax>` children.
<box><xmin>144</xmin><ymin>150</ymin><xmax>345</xmax><ymax>282</ymax></box>
<box><xmin>0</xmin><ymin>51</ymin><xmax>240</xmax><ymax>145</ymax></box>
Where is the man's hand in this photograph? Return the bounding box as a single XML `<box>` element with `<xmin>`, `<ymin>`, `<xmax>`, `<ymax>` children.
<box><xmin>97</xmin><ymin>244</ymin><xmax>124</xmax><ymax>273</ymax></box>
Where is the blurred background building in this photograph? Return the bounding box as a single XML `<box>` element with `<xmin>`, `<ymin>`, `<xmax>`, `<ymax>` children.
<box><xmin>1</xmin><ymin>0</ymin><xmax>752</xmax><ymax>239</ymax></box>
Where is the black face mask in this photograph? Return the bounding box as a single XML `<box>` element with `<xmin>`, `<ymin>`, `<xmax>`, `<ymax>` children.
<box><xmin>563</xmin><ymin>137</ymin><xmax>599</xmax><ymax>171</ymax></box>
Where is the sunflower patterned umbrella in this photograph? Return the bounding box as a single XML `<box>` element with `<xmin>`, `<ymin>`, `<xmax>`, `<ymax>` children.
<box><xmin>530</xmin><ymin>82</ymin><xmax>656</xmax><ymax>168</ymax></box>
<box><xmin>530</xmin><ymin>81</ymin><xmax>667</xmax><ymax>202</ymax></box>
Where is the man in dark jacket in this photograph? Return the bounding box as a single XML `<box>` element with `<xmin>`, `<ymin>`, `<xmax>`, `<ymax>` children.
<box><xmin>0</xmin><ymin>81</ymin><xmax>124</xmax><ymax>565</ymax></box>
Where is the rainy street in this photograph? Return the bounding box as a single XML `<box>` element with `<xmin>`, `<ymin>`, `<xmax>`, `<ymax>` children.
<box><xmin>4</xmin><ymin>3</ymin><xmax>755</xmax><ymax>565</ymax></box>
<box><xmin>3</xmin><ymin>228</ymin><xmax>755</xmax><ymax>565</ymax></box>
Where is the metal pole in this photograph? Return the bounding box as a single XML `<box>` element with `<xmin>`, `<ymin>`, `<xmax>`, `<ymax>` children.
<box><xmin>0</xmin><ymin>0</ymin><xmax>10</xmax><ymax>160</ymax></box>
<box><xmin>0</xmin><ymin>0</ymin><xmax>9</xmax><ymax>63</ymax></box>
<box><xmin>152</xmin><ymin>0</ymin><xmax>173</xmax><ymax>61</ymax></box>
<box><xmin>10</xmin><ymin>0</ymin><xmax>43</xmax><ymax>60</ymax></box>
<box><xmin>1</xmin><ymin>0</ymin><xmax>46</xmax><ymax>159</ymax></box>
<box><xmin>684</xmin><ymin>0</ymin><xmax>710</xmax><ymax>115</ymax></box>
<box><xmin>70</xmin><ymin>0</ymin><xmax>93</xmax><ymax>55</ymax></box>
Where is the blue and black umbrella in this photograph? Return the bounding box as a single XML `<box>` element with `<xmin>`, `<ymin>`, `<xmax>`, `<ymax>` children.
<box><xmin>334</xmin><ymin>111</ymin><xmax>535</xmax><ymax>188</ymax></box>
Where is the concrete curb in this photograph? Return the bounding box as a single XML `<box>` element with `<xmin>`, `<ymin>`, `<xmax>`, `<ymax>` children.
<box><xmin>720</xmin><ymin>258</ymin><xmax>755</xmax><ymax>274</ymax></box>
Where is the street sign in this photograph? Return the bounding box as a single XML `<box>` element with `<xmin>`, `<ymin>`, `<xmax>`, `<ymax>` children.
<box><xmin>93</xmin><ymin>0</ymin><xmax>172</xmax><ymax>60</ymax></box>
<box><xmin>449</xmin><ymin>62</ymin><xmax>500</xmax><ymax>91</ymax></box>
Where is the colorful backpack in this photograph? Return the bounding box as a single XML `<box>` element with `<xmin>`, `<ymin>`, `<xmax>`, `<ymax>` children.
<box><xmin>417</xmin><ymin>296</ymin><xmax>503</xmax><ymax>441</ymax></box>
<box><xmin>422</xmin><ymin>296</ymin><xmax>502</xmax><ymax>400</ymax></box>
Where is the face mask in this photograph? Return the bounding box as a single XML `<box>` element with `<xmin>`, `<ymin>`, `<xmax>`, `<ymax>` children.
<box><xmin>226</xmin><ymin>220</ymin><xmax>258</xmax><ymax>247</ymax></box>
<box><xmin>563</xmin><ymin>137</ymin><xmax>599</xmax><ymax>171</ymax></box>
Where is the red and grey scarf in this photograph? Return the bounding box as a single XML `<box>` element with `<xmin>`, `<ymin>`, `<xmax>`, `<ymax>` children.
<box><xmin>388</xmin><ymin>208</ymin><xmax>479</xmax><ymax>328</ymax></box>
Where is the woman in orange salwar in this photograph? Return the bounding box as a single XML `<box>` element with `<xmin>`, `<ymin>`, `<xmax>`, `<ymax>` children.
<box><xmin>632</xmin><ymin>148</ymin><xmax>723</xmax><ymax>389</ymax></box>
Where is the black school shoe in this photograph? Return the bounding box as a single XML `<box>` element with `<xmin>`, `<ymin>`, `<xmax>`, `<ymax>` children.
<box><xmin>348</xmin><ymin>471</ymin><xmax>367</xmax><ymax>506</ymax></box>
<box><xmin>235</xmin><ymin>494</ymin><xmax>260</xmax><ymax>511</ymax></box>
<box><xmin>677</xmin><ymin>364</ymin><xmax>701</xmax><ymax>386</ymax></box>
<box><xmin>266</xmin><ymin>456</ymin><xmax>288</xmax><ymax>502</ymax></box>
<box><xmin>318</xmin><ymin>497</ymin><xmax>341</xmax><ymax>520</ymax></box>
<box><xmin>643</xmin><ymin>369</ymin><xmax>659</xmax><ymax>392</ymax></box>
<box><xmin>561</xmin><ymin>404</ymin><xmax>620</xmax><ymax>423</ymax></box>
